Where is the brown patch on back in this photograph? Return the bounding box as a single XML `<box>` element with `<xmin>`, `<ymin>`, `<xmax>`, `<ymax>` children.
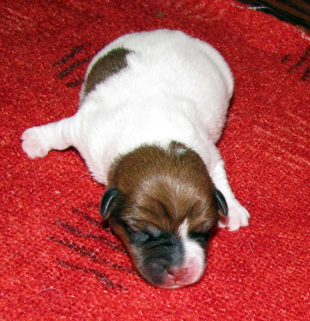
<box><xmin>108</xmin><ymin>142</ymin><xmax>219</xmax><ymax>233</ymax></box>
<box><xmin>83</xmin><ymin>47</ymin><xmax>132</xmax><ymax>97</ymax></box>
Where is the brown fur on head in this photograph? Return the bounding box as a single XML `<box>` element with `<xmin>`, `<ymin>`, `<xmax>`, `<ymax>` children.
<box><xmin>100</xmin><ymin>141</ymin><xmax>227</xmax><ymax>288</ymax></box>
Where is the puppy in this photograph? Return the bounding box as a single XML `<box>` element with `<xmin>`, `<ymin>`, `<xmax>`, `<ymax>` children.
<box><xmin>21</xmin><ymin>29</ymin><xmax>250</xmax><ymax>289</ymax></box>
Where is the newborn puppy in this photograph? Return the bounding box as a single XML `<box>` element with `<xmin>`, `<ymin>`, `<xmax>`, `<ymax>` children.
<box><xmin>21</xmin><ymin>29</ymin><xmax>250</xmax><ymax>289</ymax></box>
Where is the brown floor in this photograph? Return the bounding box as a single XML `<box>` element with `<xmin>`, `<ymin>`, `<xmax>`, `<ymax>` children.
<box><xmin>238</xmin><ymin>0</ymin><xmax>310</xmax><ymax>31</ymax></box>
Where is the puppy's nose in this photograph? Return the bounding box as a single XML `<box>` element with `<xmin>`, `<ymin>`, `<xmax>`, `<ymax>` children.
<box><xmin>167</xmin><ymin>267</ymin><xmax>189</xmax><ymax>282</ymax></box>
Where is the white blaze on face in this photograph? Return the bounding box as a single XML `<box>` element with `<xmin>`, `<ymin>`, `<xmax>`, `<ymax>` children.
<box><xmin>177</xmin><ymin>219</ymin><xmax>206</xmax><ymax>285</ymax></box>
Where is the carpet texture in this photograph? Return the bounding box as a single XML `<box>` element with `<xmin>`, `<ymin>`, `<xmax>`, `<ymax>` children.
<box><xmin>1</xmin><ymin>0</ymin><xmax>309</xmax><ymax>320</ymax></box>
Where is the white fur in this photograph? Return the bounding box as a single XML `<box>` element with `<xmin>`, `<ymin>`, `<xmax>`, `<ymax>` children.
<box><xmin>21</xmin><ymin>29</ymin><xmax>249</xmax><ymax>231</ymax></box>
<box><xmin>161</xmin><ymin>220</ymin><xmax>206</xmax><ymax>288</ymax></box>
<box><xmin>177</xmin><ymin>220</ymin><xmax>205</xmax><ymax>285</ymax></box>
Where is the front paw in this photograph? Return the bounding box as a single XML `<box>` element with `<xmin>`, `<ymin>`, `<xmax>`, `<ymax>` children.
<box><xmin>218</xmin><ymin>200</ymin><xmax>250</xmax><ymax>231</ymax></box>
<box><xmin>21</xmin><ymin>127</ymin><xmax>50</xmax><ymax>159</ymax></box>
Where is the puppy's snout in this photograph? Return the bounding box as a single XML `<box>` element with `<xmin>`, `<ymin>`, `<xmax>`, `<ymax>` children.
<box><xmin>145</xmin><ymin>261</ymin><xmax>194</xmax><ymax>288</ymax></box>
<box><xmin>163</xmin><ymin>259</ymin><xmax>204</xmax><ymax>288</ymax></box>
<box><xmin>167</xmin><ymin>266</ymin><xmax>189</xmax><ymax>282</ymax></box>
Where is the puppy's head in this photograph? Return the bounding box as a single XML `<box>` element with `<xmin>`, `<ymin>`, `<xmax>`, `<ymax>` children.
<box><xmin>101</xmin><ymin>142</ymin><xmax>227</xmax><ymax>289</ymax></box>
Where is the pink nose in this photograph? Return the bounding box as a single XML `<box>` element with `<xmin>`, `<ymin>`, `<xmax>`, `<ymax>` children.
<box><xmin>167</xmin><ymin>267</ymin><xmax>189</xmax><ymax>282</ymax></box>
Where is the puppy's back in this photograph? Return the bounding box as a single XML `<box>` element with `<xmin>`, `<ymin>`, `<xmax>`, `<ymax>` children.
<box><xmin>76</xmin><ymin>29</ymin><xmax>234</xmax><ymax>184</ymax></box>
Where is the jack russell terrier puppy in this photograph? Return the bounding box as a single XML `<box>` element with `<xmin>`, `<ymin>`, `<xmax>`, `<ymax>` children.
<box><xmin>21</xmin><ymin>29</ymin><xmax>250</xmax><ymax>289</ymax></box>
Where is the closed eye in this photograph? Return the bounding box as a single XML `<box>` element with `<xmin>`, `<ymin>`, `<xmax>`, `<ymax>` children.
<box><xmin>128</xmin><ymin>230</ymin><xmax>150</xmax><ymax>245</ymax></box>
<box><xmin>189</xmin><ymin>230</ymin><xmax>212</xmax><ymax>245</ymax></box>
<box><xmin>124</xmin><ymin>224</ymin><xmax>163</xmax><ymax>246</ymax></box>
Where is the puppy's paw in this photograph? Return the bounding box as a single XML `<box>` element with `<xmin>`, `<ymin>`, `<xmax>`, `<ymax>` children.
<box><xmin>21</xmin><ymin>127</ymin><xmax>50</xmax><ymax>159</ymax></box>
<box><xmin>218</xmin><ymin>200</ymin><xmax>250</xmax><ymax>231</ymax></box>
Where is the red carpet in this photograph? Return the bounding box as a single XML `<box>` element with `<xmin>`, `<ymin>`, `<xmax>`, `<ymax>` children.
<box><xmin>1</xmin><ymin>0</ymin><xmax>309</xmax><ymax>319</ymax></box>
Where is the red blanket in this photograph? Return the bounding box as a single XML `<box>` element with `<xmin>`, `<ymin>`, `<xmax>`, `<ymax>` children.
<box><xmin>1</xmin><ymin>0</ymin><xmax>309</xmax><ymax>319</ymax></box>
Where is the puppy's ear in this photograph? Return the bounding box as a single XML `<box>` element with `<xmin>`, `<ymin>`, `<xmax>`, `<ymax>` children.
<box><xmin>100</xmin><ymin>186</ymin><xmax>120</xmax><ymax>219</ymax></box>
<box><xmin>214</xmin><ymin>189</ymin><xmax>228</xmax><ymax>217</ymax></box>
